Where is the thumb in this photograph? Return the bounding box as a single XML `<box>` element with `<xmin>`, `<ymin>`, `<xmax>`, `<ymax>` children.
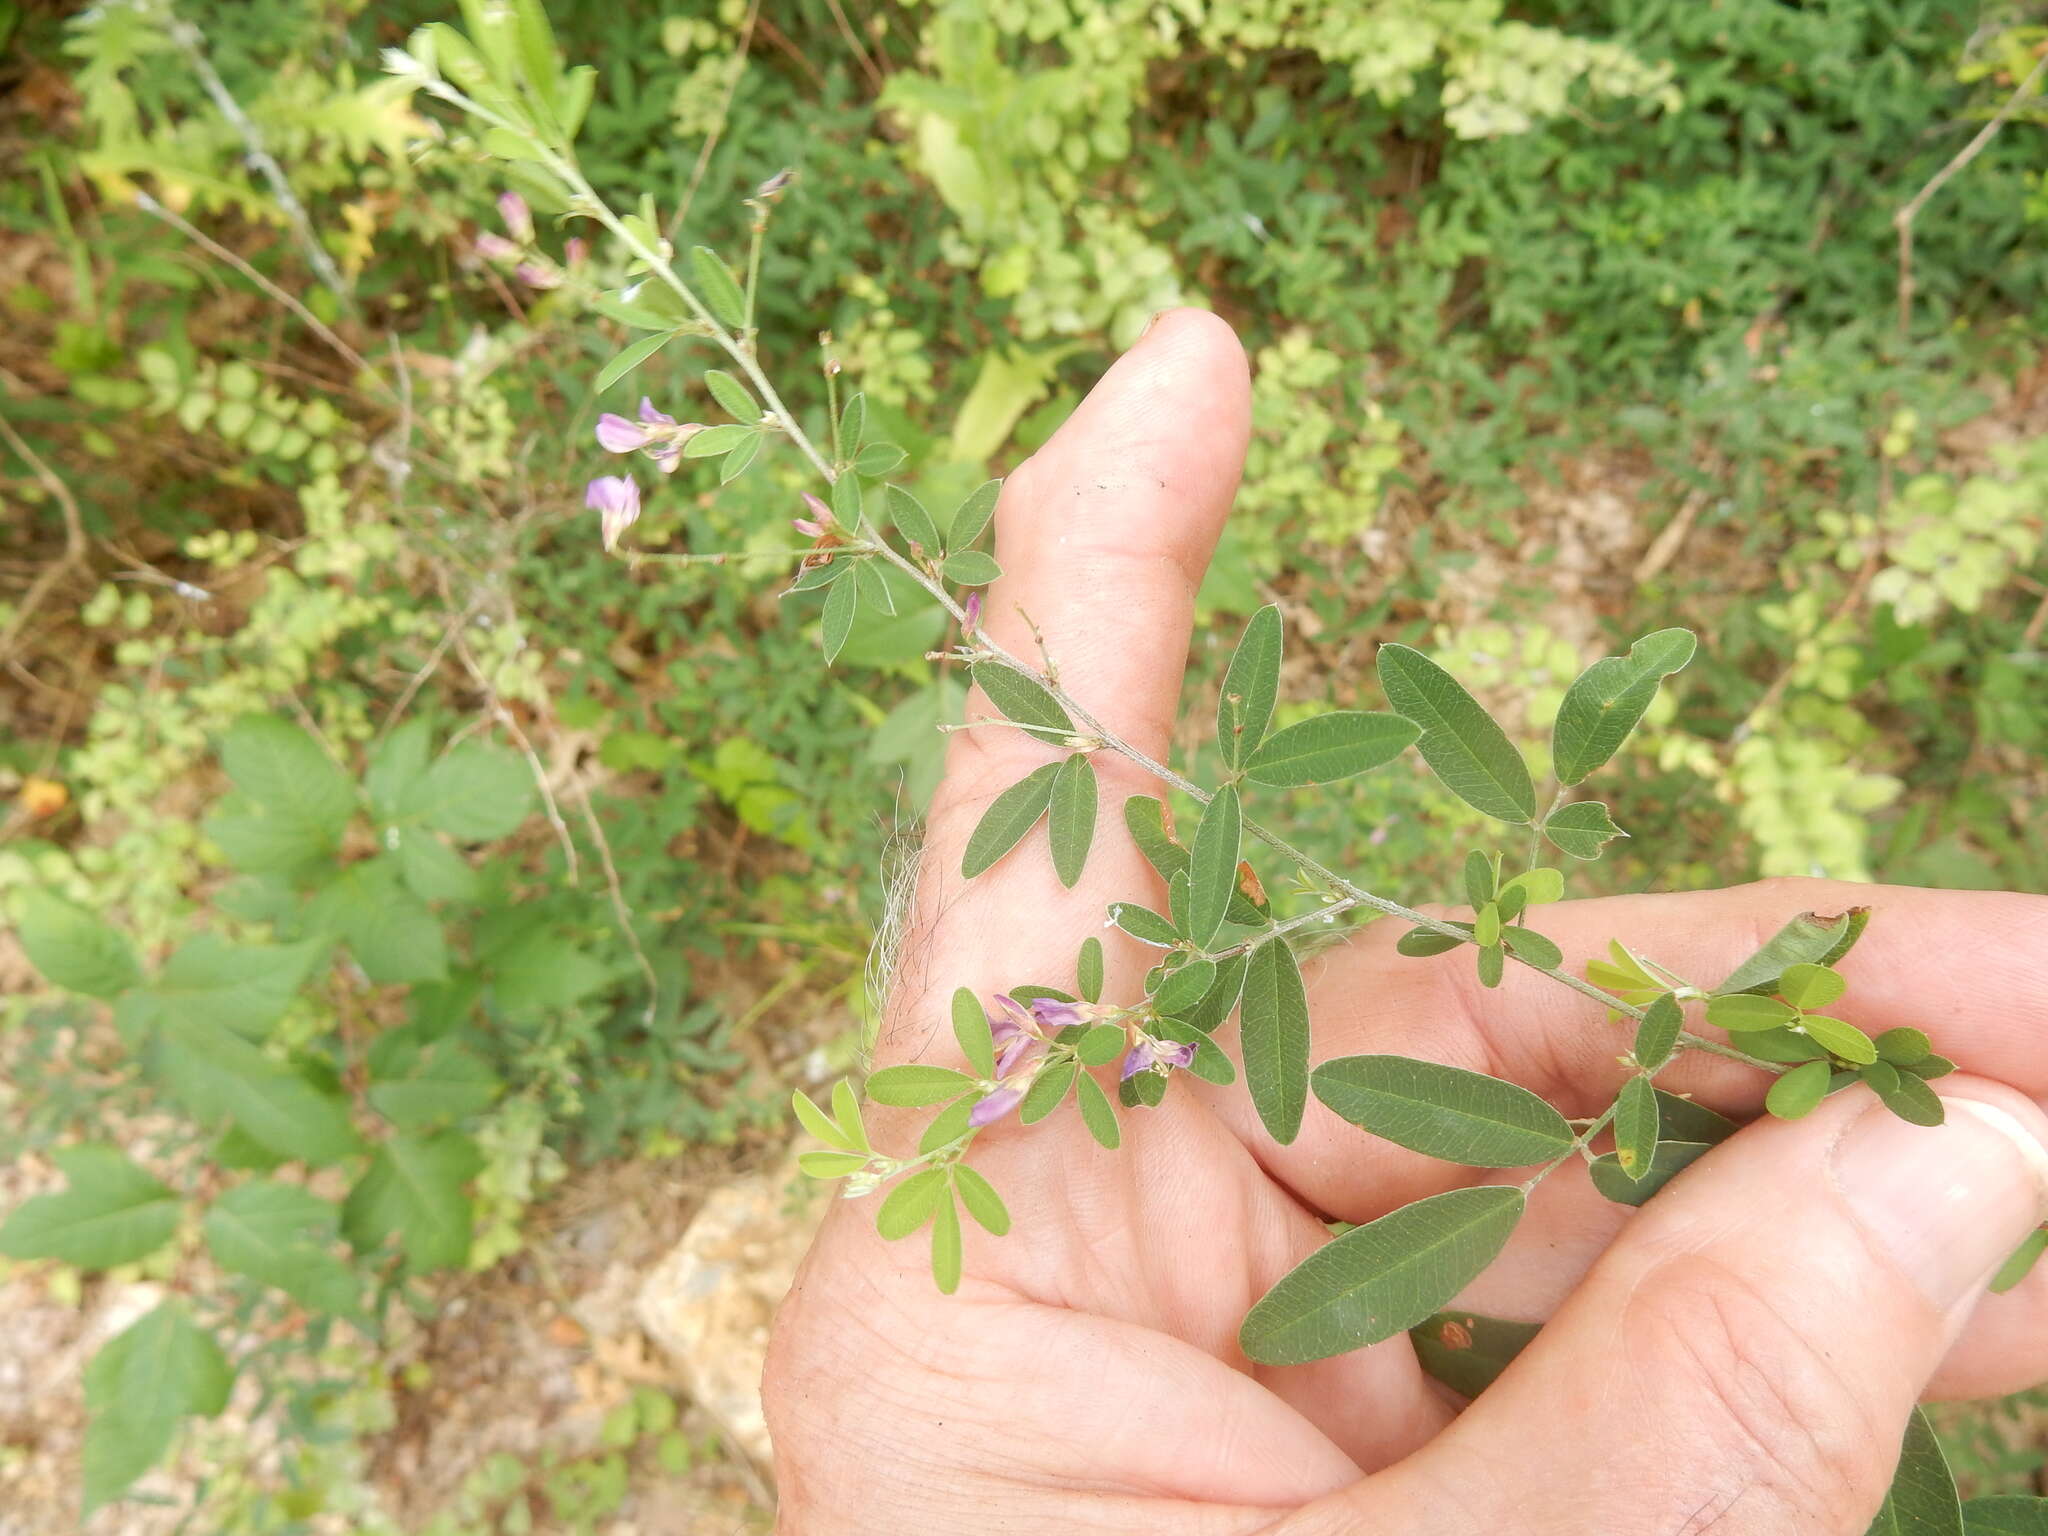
<box><xmin>1303</xmin><ymin>1079</ymin><xmax>2048</xmax><ymax>1535</ymax></box>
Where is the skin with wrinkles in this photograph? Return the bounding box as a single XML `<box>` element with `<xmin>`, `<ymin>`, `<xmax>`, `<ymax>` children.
<box><xmin>763</xmin><ymin>310</ymin><xmax>2048</xmax><ymax>1535</ymax></box>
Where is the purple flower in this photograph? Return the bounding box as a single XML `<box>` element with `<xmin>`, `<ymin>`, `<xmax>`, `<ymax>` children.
<box><xmin>497</xmin><ymin>191</ymin><xmax>534</xmax><ymax>244</ymax></box>
<box><xmin>1120</xmin><ymin>1033</ymin><xmax>1198</xmax><ymax>1083</ymax></box>
<box><xmin>595</xmin><ymin>413</ymin><xmax>648</xmax><ymax>453</ymax></box>
<box><xmin>1028</xmin><ymin>997</ymin><xmax>1114</xmax><ymax>1031</ymax></box>
<box><xmin>595</xmin><ymin>399</ymin><xmax>701</xmax><ymax>474</ymax></box>
<box><xmin>474</xmin><ymin>232</ymin><xmax>519</xmax><ymax>264</ymax></box>
<box><xmin>564</xmin><ymin>236</ymin><xmax>588</xmax><ymax>268</ymax></box>
<box><xmin>988</xmin><ymin>994</ymin><xmax>1047</xmax><ymax>1076</ymax></box>
<box><xmin>968</xmin><ymin>1086</ymin><xmax>1025</xmax><ymax>1128</ymax></box>
<box><xmin>962</xmin><ymin>591</ymin><xmax>982</xmax><ymax>635</ymax></box>
<box><xmin>585</xmin><ymin>475</ymin><xmax>641</xmax><ymax>552</ymax></box>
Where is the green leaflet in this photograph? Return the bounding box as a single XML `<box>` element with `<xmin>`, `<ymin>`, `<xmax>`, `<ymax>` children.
<box><xmin>1961</xmin><ymin>1497</ymin><xmax>2048</xmax><ymax>1534</ymax></box>
<box><xmin>952</xmin><ymin>987</ymin><xmax>996</xmax><ymax>1078</ymax></box>
<box><xmin>1076</xmin><ymin>1070</ymin><xmax>1121</xmax><ymax>1148</ymax></box>
<box><xmin>1410</xmin><ymin>1310</ymin><xmax>1542</xmax><ymax>1400</ymax></box>
<box><xmin>1240</xmin><ymin>1186</ymin><xmax>1525</xmax><ymax>1366</ymax></box>
<box><xmin>1612</xmin><ymin>1075</ymin><xmax>1659</xmax><ymax>1182</ymax></box>
<box><xmin>1551</xmin><ymin>628</ymin><xmax>1696</xmax><ymax>786</ymax></box>
<box><xmin>1543</xmin><ymin>800</ymin><xmax>1628</xmax><ymax>860</ymax></box>
<box><xmin>593</xmin><ymin>328</ymin><xmax>676</xmax><ymax>392</ymax></box>
<box><xmin>1312</xmin><ymin>1055</ymin><xmax>1574</xmax><ymax>1167</ymax></box>
<box><xmin>885</xmin><ymin>484</ymin><xmax>944</xmax><ymax>554</ymax></box>
<box><xmin>876</xmin><ymin>1168</ymin><xmax>948</xmax><ymax>1240</ymax></box>
<box><xmin>1020</xmin><ymin>1058</ymin><xmax>1076</xmax><ymax>1123</ymax></box>
<box><xmin>952</xmin><ymin>1165</ymin><xmax>1010</xmax><ymax>1235</ymax></box>
<box><xmin>1077</xmin><ymin>936</ymin><xmax>1105</xmax><ymax>1003</ymax></box>
<box><xmin>1241</xmin><ymin>938</ymin><xmax>1310</xmax><ymax>1144</ymax></box>
<box><xmin>15</xmin><ymin>891</ymin><xmax>142</xmax><ymax>999</ymax></box>
<box><xmin>943</xmin><ymin>550</ymin><xmax>1002</xmax><ymax>586</ymax></box>
<box><xmin>0</xmin><ymin>1145</ymin><xmax>179</xmax><ymax>1270</ymax></box>
<box><xmin>1242</xmin><ymin>711</ymin><xmax>1419</xmax><ymax>788</ymax></box>
<box><xmin>688</xmin><ymin>245</ymin><xmax>746</xmax><ymax>328</ymax></box>
<box><xmin>1716</xmin><ymin>908</ymin><xmax>1870</xmax><ymax>995</ymax></box>
<box><xmin>930</xmin><ymin>1194</ymin><xmax>963</xmax><ymax>1294</ymax></box>
<box><xmin>820</xmin><ymin>565</ymin><xmax>858</xmax><ymax>662</ymax></box>
<box><xmin>1377</xmin><ymin>644</ymin><xmax>1536</xmax><ymax>824</ymax></box>
<box><xmin>1108</xmin><ymin>900</ymin><xmax>1180</xmax><ymax>947</ymax></box>
<box><xmin>1864</xmin><ymin>1407</ymin><xmax>1963</xmax><ymax>1536</ymax></box>
<box><xmin>1047</xmin><ymin>754</ymin><xmax>1098</xmax><ymax>888</ymax></box>
<box><xmin>1152</xmin><ymin>958</ymin><xmax>1216</xmax><ymax>1015</ymax></box>
<box><xmin>1766</xmin><ymin>1059</ymin><xmax>1832</xmax><ymax>1120</ymax></box>
<box><xmin>1589</xmin><ymin>1140</ymin><xmax>1713</xmax><ymax>1206</ymax></box>
<box><xmin>865</xmin><ymin>1064</ymin><xmax>975</xmax><ymax>1107</ymax></box>
<box><xmin>703</xmin><ymin>368</ymin><xmax>761</xmax><ymax>422</ymax></box>
<box><xmin>1217</xmin><ymin>604</ymin><xmax>1282</xmax><ymax>768</ymax></box>
<box><xmin>1186</xmin><ymin>786</ymin><xmax>1242</xmax><ymax>948</ymax></box>
<box><xmin>960</xmin><ymin>761</ymin><xmax>1060</xmax><ymax>877</ymax></box>
<box><xmin>840</xmin><ymin>390</ymin><xmax>867</xmax><ymax>453</ymax></box>
<box><xmin>1655</xmin><ymin>1089</ymin><xmax>1739</xmax><ymax>1145</ymax></box>
<box><xmin>949</xmin><ymin>480</ymin><xmax>1002</xmax><ymax>548</ymax></box>
<box><xmin>1174</xmin><ymin>950</ymin><xmax>1248</xmax><ymax>1033</ymax></box>
<box><xmin>1990</xmin><ymin>1229</ymin><xmax>2048</xmax><ymax>1295</ymax></box>
<box><xmin>1631</xmin><ymin>993</ymin><xmax>1683</xmax><ymax>1072</ymax></box>
<box><xmin>971</xmin><ymin>663</ymin><xmax>1074</xmax><ymax>737</ymax></box>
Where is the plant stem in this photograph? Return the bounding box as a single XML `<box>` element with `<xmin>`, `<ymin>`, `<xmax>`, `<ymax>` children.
<box><xmin>438</xmin><ymin>80</ymin><xmax>1782</xmax><ymax>1081</ymax></box>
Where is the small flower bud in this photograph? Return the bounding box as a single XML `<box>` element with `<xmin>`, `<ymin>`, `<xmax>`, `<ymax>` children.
<box><xmin>515</xmin><ymin>260</ymin><xmax>562</xmax><ymax>290</ymax></box>
<box><xmin>474</xmin><ymin>232</ymin><xmax>519</xmax><ymax>264</ymax></box>
<box><xmin>755</xmin><ymin>168</ymin><xmax>795</xmax><ymax>200</ymax></box>
<box><xmin>962</xmin><ymin>591</ymin><xmax>982</xmax><ymax>634</ymax></box>
<box><xmin>497</xmin><ymin>190</ymin><xmax>534</xmax><ymax>243</ymax></box>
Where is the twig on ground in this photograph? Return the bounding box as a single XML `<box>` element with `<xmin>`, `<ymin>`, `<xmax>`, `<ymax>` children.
<box><xmin>1896</xmin><ymin>49</ymin><xmax>2048</xmax><ymax>336</ymax></box>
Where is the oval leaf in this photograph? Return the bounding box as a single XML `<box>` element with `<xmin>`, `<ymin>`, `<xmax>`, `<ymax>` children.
<box><xmin>1589</xmin><ymin>1139</ymin><xmax>1714</xmax><ymax>1206</ymax></box>
<box><xmin>1242</xmin><ymin>938</ymin><xmax>1310</xmax><ymax>1144</ymax></box>
<box><xmin>1243</xmin><ymin>711</ymin><xmax>1419</xmax><ymax>789</ymax></box>
<box><xmin>1186</xmin><ymin>787</ymin><xmax>1242</xmax><ymax>949</ymax></box>
<box><xmin>1240</xmin><ymin>1186</ymin><xmax>1525</xmax><ymax>1366</ymax></box>
<box><xmin>1311</xmin><ymin>1055</ymin><xmax>1574</xmax><ymax>1167</ymax></box>
<box><xmin>971</xmin><ymin>663</ymin><xmax>1074</xmax><ymax>737</ymax></box>
<box><xmin>1047</xmin><ymin>755</ymin><xmax>1098</xmax><ymax>889</ymax></box>
<box><xmin>1377</xmin><ymin>644</ymin><xmax>1536</xmax><ymax>824</ymax></box>
<box><xmin>1551</xmin><ymin>628</ymin><xmax>1697</xmax><ymax>786</ymax></box>
<box><xmin>960</xmin><ymin>762</ymin><xmax>1060</xmax><ymax>878</ymax></box>
<box><xmin>1217</xmin><ymin>605</ymin><xmax>1282</xmax><ymax>768</ymax></box>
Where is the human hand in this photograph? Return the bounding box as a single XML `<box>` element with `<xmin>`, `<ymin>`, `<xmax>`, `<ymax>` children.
<box><xmin>763</xmin><ymin>311</ymin><xmax>2048</xmax><ymax>1534</ymax></box>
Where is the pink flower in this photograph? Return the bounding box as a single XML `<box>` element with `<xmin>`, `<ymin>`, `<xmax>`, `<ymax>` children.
<box><xmin>1120</xmin><ymin>1033</ymin><xmax>1198</xmax><ymax>1083</ymax></box>
<box><xmin>594</xmin><ymin>399</ymin><xmax>702</xmax><ymax>475</ymax></box>
<box><xmin>564</xmin><ymin>236</ymin><xmax>588</xmax><ymax>268</ymax></box>
<box><xmin>962</xmin><ymin>591</ymin><xmax>982</xmax><ymax>635</ymax></box>
<box><xmin>497</xmin><ymin>191</ymin><xmax>534</xmax><ymax>244</ymax></box>
<box><xmin>792</xmin><ymin>492</ymin><xmax>834</xmax><ymax>540</ymax></box>
<box><xmin>515</xmin><ymin>260</ymin><xmax>562</xmax><ymax>290</ymax></box>
<box><xmin>585</xmin><ymin>475</ymin><xmax>641</xmax><ymax>552</ymax></box>
<box><xmin>474</xmin><ymin>232</ymin><xmax>519</xmax><ymax>264</ymax></box>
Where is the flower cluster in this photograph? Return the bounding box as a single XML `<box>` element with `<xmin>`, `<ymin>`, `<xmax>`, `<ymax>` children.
<box><xmin>967</xmin><ymin>994</ymin><xmax>1194</xmax><ymax>1128</ymax></box>
<box><xmin>473</xmin><ymin>191</ymin><xmax>584</xmax><ymax>288</ymax></box>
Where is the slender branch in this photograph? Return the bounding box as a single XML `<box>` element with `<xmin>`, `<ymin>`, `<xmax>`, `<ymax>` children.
<box><xmin>422</xmin><ymin>72</ymin><xmax>1786</xmax><ymax>1080</ymax></box>
<box><xmin>0</xmin><ymin>408</ymin><xmax>91</xmax><ymax>664</ymax></box>
<box><xmin>1896</xmin><ymin>49</ymin><xmax>2048</xmax><ymax>336</ymax></box>
<box><xmin>166</xmin><ymin>9</ymin><xmax>357</xmax><ymax>315</ymax></box>
<box><xmin>133</xmin><ymin>192</ymin><xmax>383</xmax><ymax>393</ymax></box>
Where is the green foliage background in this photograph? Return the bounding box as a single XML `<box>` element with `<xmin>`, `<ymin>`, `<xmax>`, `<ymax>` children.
<box><xmin>1</xmin><ymin>0</ymin><xmax>2046</xmax><ymax>1524</ymax></box>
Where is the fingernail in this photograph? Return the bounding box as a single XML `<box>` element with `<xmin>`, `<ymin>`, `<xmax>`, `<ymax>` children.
<box><xmin>1832</xmin><ymin>1096</ymin><xmax>2048</xmax><ymax>1313</ymax></box>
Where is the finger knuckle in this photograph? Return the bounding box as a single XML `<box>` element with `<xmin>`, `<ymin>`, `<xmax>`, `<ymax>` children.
<box><xmin>1624</xmin><ymin>1254</ymin><xmax>1893</xmax><ymax>1525</ymax></box>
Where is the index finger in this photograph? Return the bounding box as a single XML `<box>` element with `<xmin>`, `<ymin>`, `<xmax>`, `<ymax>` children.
<box><xmin>873</xmin><ymin>310</ymin><xmax>1252</xmax><ymax>1070</ymax></box>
